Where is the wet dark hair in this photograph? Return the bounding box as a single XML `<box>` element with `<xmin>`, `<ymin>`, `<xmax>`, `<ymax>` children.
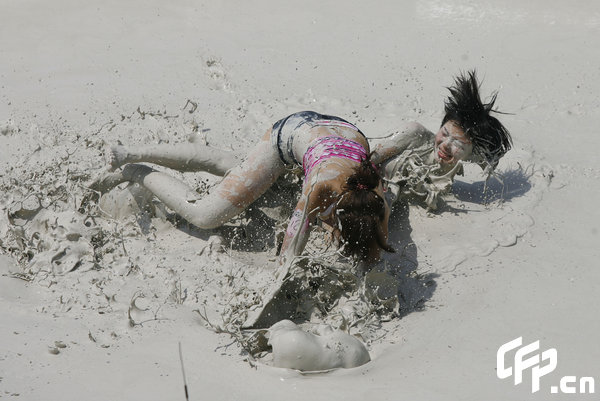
<box><xmin>442</xmin><ymin>70</ymin><xmax>513</xmax><ymax>169</ymax></box>
<box><xmin>333</xmin><ymin>155</ymin><xmax>395</xmax><ymax>261</ymax></box>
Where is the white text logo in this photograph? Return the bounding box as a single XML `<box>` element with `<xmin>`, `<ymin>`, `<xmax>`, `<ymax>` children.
<box><xmin>497</xmin><ymin>337</ymin><xmax>595</xmax><ymax>394</ymax></box>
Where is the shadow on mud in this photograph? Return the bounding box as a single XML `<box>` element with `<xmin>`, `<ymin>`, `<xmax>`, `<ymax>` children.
<box><xmin>385</xmin><ymin>199</ymin><xmax>438</xmax><ymax>318</ymax></box>
<box><xmin>451</xmin><ymin>167</ymin><xmax>533</xmax><ymax>205</ymax></box>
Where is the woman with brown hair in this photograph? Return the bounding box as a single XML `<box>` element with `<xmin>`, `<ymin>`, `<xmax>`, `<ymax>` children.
<box><xmin>91</xmin><ymin>70</ymin><xmax>511</xmax><ymax>266</ymax></box>
<box><xmin>94</xmin><ymin>110</ymin><xmax>395</xmax><ymax>265</ymax></box>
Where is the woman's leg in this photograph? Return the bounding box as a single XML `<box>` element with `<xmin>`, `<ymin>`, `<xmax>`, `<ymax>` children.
<box><xmin>93</xmin><ymin>131</ymin><xmax>286</xmax><ymax>229</ymax></box>
<box><xmin>109</xmin><ymin>142</ymin><xmax>242</xmax><ymax>175</ymax></box>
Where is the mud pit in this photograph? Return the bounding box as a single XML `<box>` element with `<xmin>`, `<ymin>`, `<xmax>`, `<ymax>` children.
<box><xmin>0</xmin><ymin>108</ymin><xmax>549</xmax><ymax>372</ymax></box>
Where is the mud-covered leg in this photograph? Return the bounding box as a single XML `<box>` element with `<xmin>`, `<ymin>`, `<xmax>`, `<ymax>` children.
<box><xmin>112</xmin><ymin>137</ymin><xmax>285</xmax><ymax>229</ymax></box>
<box><xmin>108</xmin><ymin>142</ymin><xmax>242</xmax><ymax>175</ymax></box>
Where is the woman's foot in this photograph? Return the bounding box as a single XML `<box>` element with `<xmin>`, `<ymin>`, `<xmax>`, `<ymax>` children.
<box><xmin>107</xmin><ymin>145</ymin><xmax>131</xmax><ymax>171</ymax></box>
<box><xmin>89</xmin><ymin>164</ymin><xmax>154</xmax><ymax>193</ymax></box>
<box><xmin>88</xmin><ymin>170</ymin><xmax>128</xmax><ymax>194</ymax></box>
<box><xmin>80</xmin><ymin>169</ymin><xmax>129</xmax><ymax>212</ymax></box>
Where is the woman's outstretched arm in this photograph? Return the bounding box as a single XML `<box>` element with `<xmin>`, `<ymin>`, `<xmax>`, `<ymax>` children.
<box><xmin>109</xmin><ymin>142</ymin><xmax>242</xmax><ymax>175</ymax></box>
<box><xmin>279</xmin><ymin>179</ymin><xmax>327</xmax><ymax>264</ymax></box>
<box><xmin>369</xmin><ymin>122</ymin><xmax>434</xmax><ymax>165</ymax></box>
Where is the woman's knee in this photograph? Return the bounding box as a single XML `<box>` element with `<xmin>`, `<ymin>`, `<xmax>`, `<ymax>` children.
<box><xmin>187</xmin><ymin>200</ymin><xmax>242</xmax><ymax>229</ymax></box>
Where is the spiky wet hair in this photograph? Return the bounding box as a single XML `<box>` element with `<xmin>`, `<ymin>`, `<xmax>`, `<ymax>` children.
<box><xmin>442</xmin><ymin>70</ymin><xmax>512</xmax><ymax>169</ymax></box>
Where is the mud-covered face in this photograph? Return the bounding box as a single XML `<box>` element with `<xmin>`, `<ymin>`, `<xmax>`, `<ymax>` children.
<box><xmin>434</xmin><ymin>120</ymin><xmax>473</xmax><ymax>166</ymax></box>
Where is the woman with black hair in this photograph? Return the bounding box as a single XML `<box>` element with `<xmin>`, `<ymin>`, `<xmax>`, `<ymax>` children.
<box><xmin>92</xmin><ymin>70</ymin><xmax>511</xmax><ymax>265</ymax></box>
<box><xmin>370</xmin><ymin>70</ymin><xmax>513</xmax><ymax>209</ymax></box>
<box><xmin>372</xmin><ymin>70</ymin><xmax>512</xmax><ymax>172</ymax></box>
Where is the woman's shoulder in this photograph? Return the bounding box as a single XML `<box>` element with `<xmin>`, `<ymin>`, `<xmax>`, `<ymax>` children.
<box><xmin>404</xmin><ymin>121</ymin><xmax>434</xmax><ymax>139</ymax></box>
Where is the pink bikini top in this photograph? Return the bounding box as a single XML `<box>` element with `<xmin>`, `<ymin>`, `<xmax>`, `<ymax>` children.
<box><xmin>302</xmin><ymin>136</ymin><xmax>368</xmax><ymax>176</ymax></box>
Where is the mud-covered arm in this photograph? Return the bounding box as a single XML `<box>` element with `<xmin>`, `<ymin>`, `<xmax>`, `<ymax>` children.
<box><xmin>369</xmin><ymin>122</ymin><xmax>434</xmax><ymax>165</ymax></box>
<box><xmin>279</xmin><ymin>182</ymin><xmax>326</xmax><ymax>264</ymax></box>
